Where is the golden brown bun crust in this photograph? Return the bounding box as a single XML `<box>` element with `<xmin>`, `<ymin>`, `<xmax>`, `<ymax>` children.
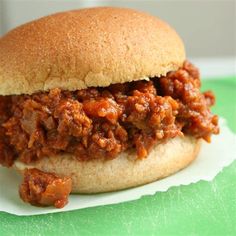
<box><xmin>0</xmin><ymin>7</ymin><xmax>185</xmax><ymax>95</ymax></box>
<box><xmin>14</xmin><ymin>136</ymin><xmax>201</xmax><ymax>193</ymax></box>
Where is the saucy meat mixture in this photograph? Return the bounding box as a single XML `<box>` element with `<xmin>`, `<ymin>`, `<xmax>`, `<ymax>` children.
<box><xmin>0</xmin><ymin>61</ymin><xmax>219</xmax><ymax>167</ymax></box>
<box><xmin>0</xmin><ymin>61</ymin><xmax>219</xmax><ymax>207</ymax></box>
<box><xmin>19</xmin><ymin>168</ymin><xmax>72</xmax><ymax>208</ymax></box>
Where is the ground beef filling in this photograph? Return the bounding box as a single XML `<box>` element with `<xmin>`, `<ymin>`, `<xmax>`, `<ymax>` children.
<box><xmin>19</xmin><ymin>168</ymin><xmax>72</xmax><ymax>208</ymax></box>
<box><xmin>0</xmin><ymin>61</ymin><xmax>219</xmax><ymax>167</ymax></box>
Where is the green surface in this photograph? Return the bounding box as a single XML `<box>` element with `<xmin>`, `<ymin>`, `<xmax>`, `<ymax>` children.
<box><xmin>0</xmin><ymin>77</ymin><xmax>236</xmax><ymax>236</ymax></box>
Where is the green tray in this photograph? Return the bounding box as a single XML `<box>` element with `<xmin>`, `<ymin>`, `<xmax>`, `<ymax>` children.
<box><xmin>0</xmin><ymin>76</ymin><xmax>235</xmax><ymax>236</ymax></box>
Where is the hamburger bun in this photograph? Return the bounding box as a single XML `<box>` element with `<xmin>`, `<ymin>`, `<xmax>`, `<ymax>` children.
<box><xmin>14</xmin><ymin>136</ymin><xmax>201</xmax><ymax>193</ymax></box>
<box><xmin>0</xmin><ymin>7</ymin><xmax>185</xmax><ymax>95</ymax></box>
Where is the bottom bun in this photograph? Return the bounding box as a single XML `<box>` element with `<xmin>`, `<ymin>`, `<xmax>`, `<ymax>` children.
<box><xmin>14</xmin><ymin>136</ymin><xmax>201</xmax><ymax>193</ymax></box>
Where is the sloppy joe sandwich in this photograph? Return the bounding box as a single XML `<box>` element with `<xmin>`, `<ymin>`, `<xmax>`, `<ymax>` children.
<box><xmin>0</xmin><ymin>7</ymin><xmax>219</xmax><ymax>208</ymax></box>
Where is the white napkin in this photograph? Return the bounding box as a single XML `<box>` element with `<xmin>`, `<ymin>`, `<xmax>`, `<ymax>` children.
<box><xmin>0</xmin><ymin>118</ymin><xmax>235</xmax><ymax>216</ymax></box>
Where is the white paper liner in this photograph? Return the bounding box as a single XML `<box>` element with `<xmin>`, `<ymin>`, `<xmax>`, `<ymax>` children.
<box><xmin>0</xmin><ymin>118</ymin><xmax>235</xmax><ymax>216</ymax></box>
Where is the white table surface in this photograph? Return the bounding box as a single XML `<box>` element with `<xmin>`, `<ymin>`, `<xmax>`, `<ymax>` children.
<box><xmin>190</xmin><ymin>57</ymin><xmax>236</xmax><ymax>79</ymax></box>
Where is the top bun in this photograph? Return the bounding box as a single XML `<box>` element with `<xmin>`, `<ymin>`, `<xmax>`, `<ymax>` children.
<box><xmin>0</xmin><ymin>7</ymin><xmax>185</xmax><ymax>95</ymax></box>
